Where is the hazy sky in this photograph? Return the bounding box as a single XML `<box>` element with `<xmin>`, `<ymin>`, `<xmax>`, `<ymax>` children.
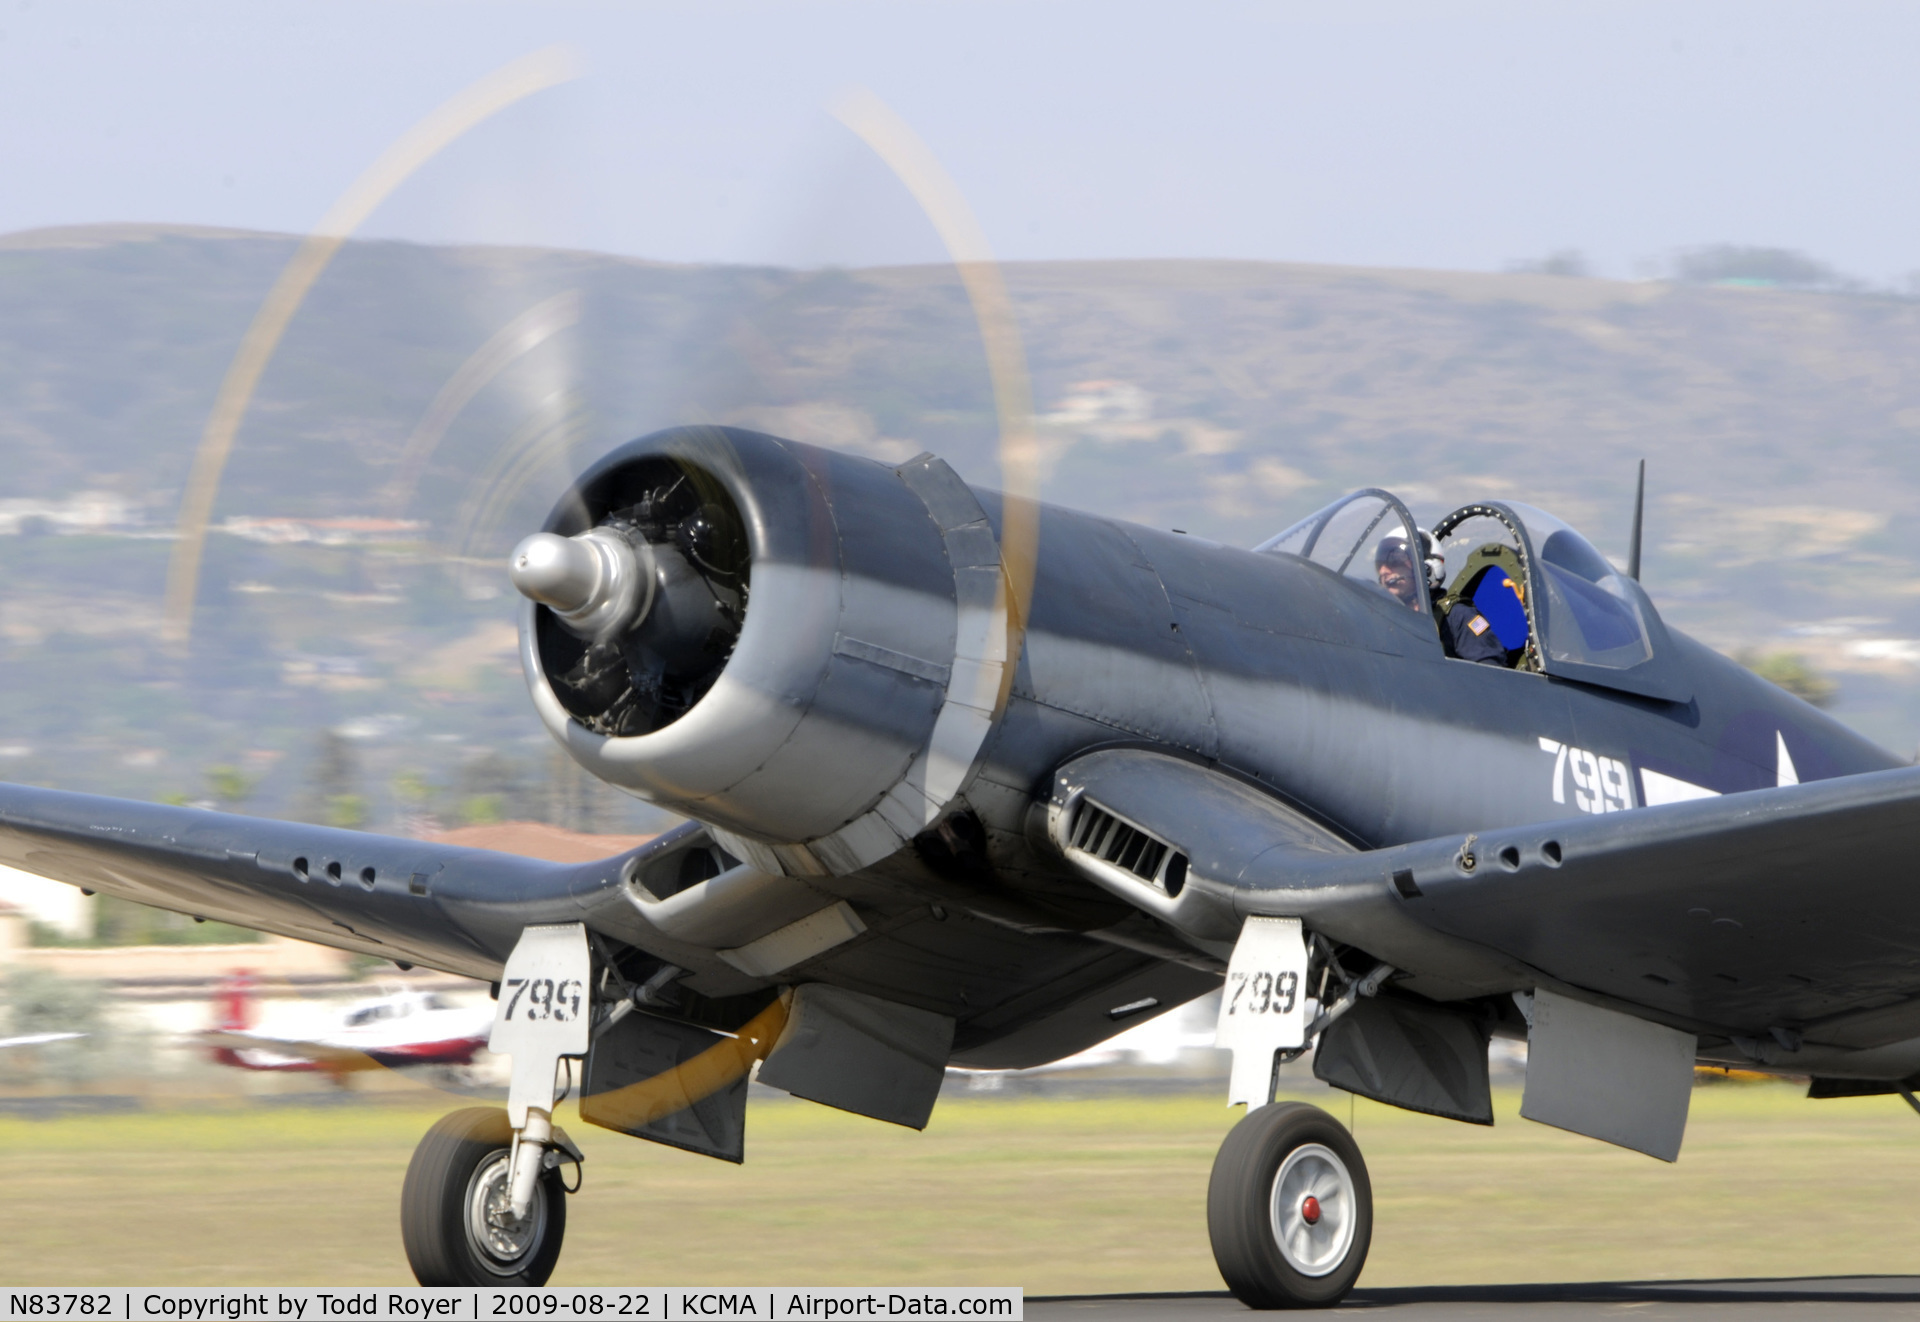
<box><xmin>5</xmin><ymin>1</ymin><xmax>1919</xmax><ymax>280</ymax></box>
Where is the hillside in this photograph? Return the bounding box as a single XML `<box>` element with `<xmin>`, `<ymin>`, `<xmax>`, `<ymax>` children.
<box><xmin>3</xmin><ymin>223</ymin><xmax>1918</xmax><ymax>823</ymax></box>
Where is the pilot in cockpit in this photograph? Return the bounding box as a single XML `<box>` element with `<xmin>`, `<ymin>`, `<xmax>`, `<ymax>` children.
<box><xmin>1376</xmin><ymin>530</ymin><xmax>1520</xmax><ymax>666</ymax></box>
<box><xmin>1372</xmin><ymin>532</ymin><xmax>1425</xmax><ymax>610</ymax></box>
<box><xmin>1439</xmin><ymin>542</ymin><xmax>1529</xmax><ymax>667</ymax></box>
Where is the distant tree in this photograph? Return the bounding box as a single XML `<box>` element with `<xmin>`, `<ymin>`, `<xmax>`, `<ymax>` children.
<box><xmin>345</xmin><ymin>952</ymin><xmax>389</xmax><ymax>982</ymax></box>
<box><xmin>394</xmin><ymin>768</ymin><xmax>431</xmax><ymax>809</ymax></box>
<box><xmin>1741</xmin><ymin>650</ymin><xmax>1838</xmax><ymax>708</ymax></box>
<box><xmin>546</xmin><ymin>747</ymin><xmax>608</xmax><ymax>834</ymax></box>
<box><xmin>1</xmin><ymin>968</ymin><xmax>108</xmax><ymax>1086</ymax></box>
<box><xmin>393</xmin><ymin>768</ymin><xmax>440</xmax><ymax>834</ymax></box>
<box><xmin>1675</xmin><ymin>246</ymin><xmax>1843</xmax><ymax>290</ymax></box>
<box><xmin>1507</xmin><ymin>249</ymin><xmax>1591</xmax><ymax>278</ymax></box>
<box><xmin>81</xmin><ymin>895</ymin><xmax>261</xmax><ymax>947</ymax></box>
<box><xmin>204</xmin><ymin>764</ymin><xmax>253</xmax><ymax>811</ymax></box>
<box><xmin>459</xmin><ymin>794</ymin><xmax>506</xmax><ymax>826</ymax></box>
<box><xmin>458</xmin><ymin>750</ymin><xmax>525</xmax><ymax>826</ymax></box>
<box><xmin>302</xmin><ymin>730</ymin><xmax>366</xmax><ymax>829</ymax></box>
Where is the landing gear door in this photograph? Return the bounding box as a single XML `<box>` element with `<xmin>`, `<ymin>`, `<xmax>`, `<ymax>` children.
<box><xmin>1217</xmin><ymin>916</ymin><xmax>1309</xmax><ymax>1109</ymax></box>
<box><xmin>490</xmin><ymin>923</ymin><xmax>592</xmax><ymax>1127</ymax></box>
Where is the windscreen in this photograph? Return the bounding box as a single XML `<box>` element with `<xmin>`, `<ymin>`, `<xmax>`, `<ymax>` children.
<box><xmin>1258</xmin><ymin>491</ymin><xmax>1428</xmax><ymax>615</ymax></box>
<box><xmin>1506</xmin><ymin>503</ymin><xmax>1653</xmax><ymax>669</ymax></box>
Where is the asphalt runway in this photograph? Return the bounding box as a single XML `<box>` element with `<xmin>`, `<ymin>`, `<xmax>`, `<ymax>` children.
<box><xmin>1028</xmin><ymin>1276</ymin><xmax>1920</xmax><ymax>1318</ymax></box>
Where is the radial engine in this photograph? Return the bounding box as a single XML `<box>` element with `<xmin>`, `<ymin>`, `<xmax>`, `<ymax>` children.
<box><xmin>510</xmin><ymin>426</ymin><xmax>1011</xmax><ymax>878</ymax></box>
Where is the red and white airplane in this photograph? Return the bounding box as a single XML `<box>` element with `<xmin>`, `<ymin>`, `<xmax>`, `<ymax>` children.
<box><xmin>201</xmin><ymin>971</ymin><xmax>492</xmax><ymax>1076</ymax></box>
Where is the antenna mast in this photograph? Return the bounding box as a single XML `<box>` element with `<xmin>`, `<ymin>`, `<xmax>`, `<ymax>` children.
<box><xmin>1627</xmin><ymin>459</ymin><xmax>1646</xmax><ymax>582</ymax></box>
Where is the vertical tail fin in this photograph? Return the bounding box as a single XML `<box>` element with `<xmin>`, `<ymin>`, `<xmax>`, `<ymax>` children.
<box><xmin>213</xmin><ymin>970</ymin><xmax>257</xmax><ymax>1032</ymax></box>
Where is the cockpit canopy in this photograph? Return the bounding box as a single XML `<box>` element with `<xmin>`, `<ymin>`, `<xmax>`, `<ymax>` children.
<box><xmin>1502</xmin><ymin>503</ymin><xmax>1654</xmax><ymax>669</ymax></box>
<box><xmin>1256</xmin><ymin>490</ymin><xmax>1432</xmax><ymax>617</ymax></box>
<box><xmin>1260</xmin><ymin>492</ymin><xmax>1688</xmax><ymax>702</ymax></box>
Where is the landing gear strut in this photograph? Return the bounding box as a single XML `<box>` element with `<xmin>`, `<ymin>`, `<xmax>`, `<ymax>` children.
<box><xmin>407</xmin><ymin>923</ymin><xmax>594</xmax><ymax>1286</ymax></box>
<box><xmin>402</xmin><ymin>1107</ymin><xmax>571</xmax><ymax>1286</ymax></box>
<box><xmin>1208</xmin><ymin>1101</ymin><xmax>1373</xmax><ymax>1309</ymax></box>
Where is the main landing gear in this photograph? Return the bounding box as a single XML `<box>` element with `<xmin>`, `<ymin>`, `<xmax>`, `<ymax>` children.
<box><xmin>407</xmin><ymin>924</ymin><xmax>595</xmax><ymax>1286</ymax></box>
<box><xmin>1208</xmin><ymin>1101</ymin><xmax>1373</xmax><ymax>1309</ymax></box>
<box><xmin>402</xmin><ymin>1107</ymin><xmax>576</xmax><ymax>1286</ymax></box>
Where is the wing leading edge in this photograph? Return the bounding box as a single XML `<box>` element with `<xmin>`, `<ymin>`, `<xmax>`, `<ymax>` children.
<box><xmin>1386</xmin><ymin>763</ymin><xmax>1920</xmax><ymax>1056</ymax></box>
<box><xmin>0</xmin><ymin>784</ymin><xmax>687</xmax><ymax>981</ymax></box>
<box><xmin>1049</xmin><ymin>750</ymin><xmax>1920</xmax><ymax>1064</ymax></box>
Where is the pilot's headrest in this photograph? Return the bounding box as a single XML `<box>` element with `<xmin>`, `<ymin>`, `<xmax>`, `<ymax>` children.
<box><xmin>1451</xmin><ymin>542</ymin><xmax>1527</xmax><ymax>602</ymax></box>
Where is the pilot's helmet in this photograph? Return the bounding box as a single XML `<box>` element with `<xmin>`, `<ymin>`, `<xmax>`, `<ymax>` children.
<box><xmin>1376</xmin><ymin>528</ymin><xmax>1443</xmax><ymax>589</ymax></box>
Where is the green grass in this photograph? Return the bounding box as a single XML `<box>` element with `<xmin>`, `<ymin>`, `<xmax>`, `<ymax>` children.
<box><xmin>0</xmin><ymin>1082</ymin><xmax>1915</xmax><ymax>1288</ymax></box>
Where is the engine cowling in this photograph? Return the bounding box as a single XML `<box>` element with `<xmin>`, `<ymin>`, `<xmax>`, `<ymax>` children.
<box><xmin>515</xmin><ymin>427</ymin><xmax>1010</xmax><ymax>876</ymax></box>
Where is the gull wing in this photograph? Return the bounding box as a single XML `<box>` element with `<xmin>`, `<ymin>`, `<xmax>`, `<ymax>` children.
<box><xmin>1389</xmin><ymin>764</ymin><xmax>1920</xmax><ymax>1050</ymax></box>
<box><xmin>1053</xmin><ymin>750</ymin><xmax>1920</xmax><ymax>1051</ymax></box>
<box><xmin>0</xmin><ymin>784</ymin><xmax>726</xmax><ymax>982</ymax></box>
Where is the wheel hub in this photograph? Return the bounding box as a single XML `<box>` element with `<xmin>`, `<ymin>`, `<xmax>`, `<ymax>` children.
<box><xmin>1269</xmin><ymin>1142</ymin><xmax>1357</xmax><ymax>1278</ymax></box>
<box><xmin>466</xmin><ymin>1151</ymin><xmax>544</xmax><ymax>1271</ymax></box>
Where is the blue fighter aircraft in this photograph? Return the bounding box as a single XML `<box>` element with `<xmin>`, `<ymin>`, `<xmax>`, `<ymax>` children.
<box><xmin>1</xmin><ymin>429</ymin><xmax>1908</xmax><ymax>1307</ymax></box>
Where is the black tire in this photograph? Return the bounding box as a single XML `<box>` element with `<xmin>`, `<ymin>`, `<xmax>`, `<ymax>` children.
<box><xmin>1208</xmin><ymin>1101</ymin><xmax>1372</xmax><ymax>1309</ymax></box>
<box><xmin>402</xmin><ymin>1107</ymin><xmax>568</xmax><ymax>1286</ymax></box>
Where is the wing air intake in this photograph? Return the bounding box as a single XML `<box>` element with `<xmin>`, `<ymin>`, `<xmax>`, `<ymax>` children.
<box><xmin>1068</xmin><ymin>800</ymin><xmax>1187</xmax><ymax>897</ymax></box>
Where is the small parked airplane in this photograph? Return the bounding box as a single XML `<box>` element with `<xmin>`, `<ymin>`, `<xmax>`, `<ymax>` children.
<box><xmin>200</xmin><ymin>971</ymin><xmax>491</xmax><ymax>1076</ymax></box>
<box><xmin>0</xmin><ymin>1031</ymin><xmax>84</xmax><ymax>1050</ymax></box>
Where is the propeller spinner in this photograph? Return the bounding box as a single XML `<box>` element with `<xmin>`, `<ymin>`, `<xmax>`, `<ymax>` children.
<box><xmin>511</xmin><ymin>457</ymin><xmax>751</xmax><ymax>742</ymax></box>
<box><xmin>509</xmin><ymin>528</ymin><xmax>653</xmax><ymax>640</ymax></box>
